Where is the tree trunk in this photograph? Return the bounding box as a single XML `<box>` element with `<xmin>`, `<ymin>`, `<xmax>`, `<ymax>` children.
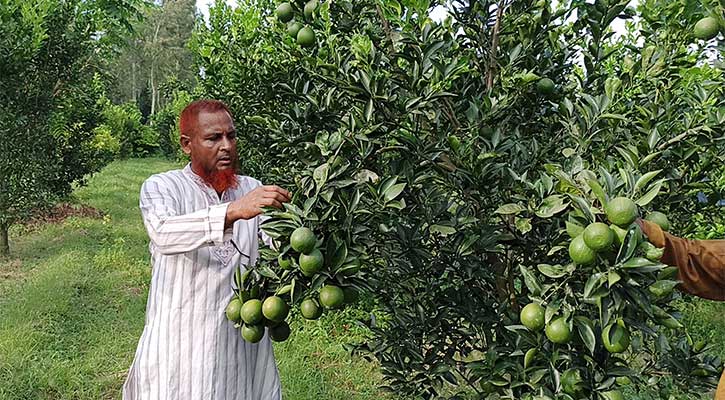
<box><xmin>0</xmin><ymin>223</ymin><xmax>9</xmax><ymax>256</ymax></box>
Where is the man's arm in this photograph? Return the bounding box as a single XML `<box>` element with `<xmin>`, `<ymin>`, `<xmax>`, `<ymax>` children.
<box><xmin>140</xmin><ymin>177</ymin><xmax>291</xmax><ymax>256</ymax></box>
<box><xmin>640</xmin><ymin>220</ymin><xmax>725</xmax><ymax>301</ymax></box>
<box><xmin>140</xmin><ymin>177</ymin><xmax>232</xmax><ymax>255</ymax></box>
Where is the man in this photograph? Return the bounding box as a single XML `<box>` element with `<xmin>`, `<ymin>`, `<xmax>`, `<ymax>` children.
<box><xmin>123</xmin><ymin>99</ymin><xmax>291</xmax><ymax>400</ymax></box>
<box><xmin>639</xmin><ymin>219</ymin><xmax>725</xmax><ymax>399</ymax></box>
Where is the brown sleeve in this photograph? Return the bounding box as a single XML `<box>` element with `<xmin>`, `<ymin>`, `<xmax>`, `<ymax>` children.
<box><xmin>640</xmin><ymin>220</ymin><xmax>725</xmax><ymax>301</ymax></box>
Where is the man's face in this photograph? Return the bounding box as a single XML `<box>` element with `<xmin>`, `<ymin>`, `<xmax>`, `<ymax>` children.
<box><xmin>181</xmin><ymin>109</ymin><xmax>239</xmax><ymax>192</ymax></box>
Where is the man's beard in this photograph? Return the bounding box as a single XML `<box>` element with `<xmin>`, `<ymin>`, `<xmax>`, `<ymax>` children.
<box><xmin>198</xmin><ymin>160</ymin><xmax>239</xmax><ymax>194</ymax></box>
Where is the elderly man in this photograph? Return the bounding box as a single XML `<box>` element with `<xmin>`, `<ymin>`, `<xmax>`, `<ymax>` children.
<box><xmin>123</xmin><ymin>99</ymin><xmax>291</xmax><ymax>400</ymax></box>
<box><xmin>638</xmin><ymin>219</ymin><xmax>725</xmax><ymax>399</ymax></box>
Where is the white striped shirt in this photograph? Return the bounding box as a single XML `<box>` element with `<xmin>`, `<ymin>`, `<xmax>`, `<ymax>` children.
<box><xmin>122</xmin><ymin>163</ymin><xmax>281</xmax><ymax>400</ymax></box>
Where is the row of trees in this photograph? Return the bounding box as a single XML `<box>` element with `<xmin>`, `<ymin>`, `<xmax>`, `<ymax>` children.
<box><xmin>188</xmin><ymin>0</ymin><xmax>725</xmax><ymax>398</ymax></box>
<box><xmin>0</xmin><ymin>0</ymin><xmax>198</xmax><ymax>255</ymax></box>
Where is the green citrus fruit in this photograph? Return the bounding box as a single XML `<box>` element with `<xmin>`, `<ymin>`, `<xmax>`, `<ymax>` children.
<box><xmin>287</xmin><ymin>21</ymin><xmax>303</xmax><ymax>38</ymax></box>
<box><xmin>561</xmin><ymin>368</ymin><xmax>585</xmax><ymax>397</ymax></box>
<box><xmin>262</xmin><ymin>296</ymin><xmax>289</xmax><ymax>322</ymax></box>
<box><xmin>241</xmin><ymin>324</ymin><xmax>265</xmax><ymax>343</ymax></box>
<box><xmin>240</xmin><ymin>299</ymin><xmax>263</xmax><ymax>325</ymax></box>
<box><xmin>582</xmin><ymin>222</ymin><xmax>614</xmax><ymax>251</ymax></box>
<box><xmin>319</xmin><ymin>285</ymin><xmax>345</xmax><ymax>309</ymax></box>
<box><xmin>645</xmin><ymin>211</ymin><xmax>670</xmax><ymax>231</ymax></box>
<box><xmin>278</xmin><ymin>254</ymin><xmax>293</xmax><ymax>269</ymax></box>
<box><xmin>300</xmin><ymin>298</ymin><xmax>322</xmax><ymax>319</ymax></box>
<box><xmin>303</xmin><ymin>0</ymin><xmax>317</xmax><ymax>19</ymax></box>
<box><xmin>545</xmin><ymin>317</ymin><xmax>571</xmax><ymax>344</ymax></box>
<box><xmin>639</xmin><ymin>241</ymin><xmax>664</xmax><ymax>261</ymax></box>
<box><xmin>225</xmin><ymin>298</ymin><xmax>242</xmax><ymax>322</ymax></box>
<box><xmin>296</xmin><ymin>26</ymin><xmax>316</xmax><ymax>48</ymax></box>
<box><xmin>694</xmin><ymin>17</ymin><xmax>720</xmax><ymax>40</ymax></box>
<box><xmin>536</xmin><ymin>77</ymin><xmax>555</xmax><ymax>95</ymax></box>
<box><xmin>343</xmin><ymin>286</ymin><xmax>359</xmax><ymax>304</ymax></box>
<box><xmin>290</xmin><ymin>227</ymin><xmax>316</xmax><ymax>253</ymax></box>
<box><xmin>602</xmin><ymin>390</ymin><xmax>625</xmax><ymax>400</ymax></box>
<box><xmin>602</xmin><ymin>323</ymin><xmax>630</xmax><ymax>353</ymax></box>
<box><xmin>606</xmin><ymin>197</ymin><xmax>638</xmax><ymax>227</ymax></box>
<box><xmin>520</xmin><ymin>303</ymin><xmax>545</xmax><ymax>331</ymax></box>
<box><xmin>299</xmin><ymin>249</ymin><xmax>324</xmax><ymax>276</ymax></box>
<box><xmin>269</xmin><ymin>321</ymin><xmax>291</xmax><ymax>342</ymax></box>
<box><xmin>275</xmin><ymin>2</ymin><xmax>294</xmax><ymax>23</ymax></box>
<box><xmin>569</xmin><ymin>235</ymin><xmax>597</xmax><ymax>265</ymax></box>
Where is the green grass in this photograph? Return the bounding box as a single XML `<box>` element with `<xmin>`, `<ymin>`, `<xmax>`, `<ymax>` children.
<box><xmin>0</xmin><ymin>158</ymin><xmax>389</xmax><ymax>400</ymax></box>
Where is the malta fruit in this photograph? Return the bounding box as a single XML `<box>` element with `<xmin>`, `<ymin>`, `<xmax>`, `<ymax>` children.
<box><xmin>296</xmin><ymin>26</ymin><xmax>316</xmax><ymax>48</ymax></box>
<box><xmin>241</xmin><ymin>324</ymin><xmax>265</xmax><ymax>343</ymax></box>
<box><xmin>225</xmin><ymin>298</ymin><xmax>242</xmax><ymax>322</ymax></box>
<box><xmin>240</xmin><ymin>299</ymin><xmax>263</xmax><ymax>325</ymax></box>
<box><xmin>299</xmin><ymin>248</ymin><xmax>324</xmax><ymax>276</ymax></box>
<box><xmin>520</xmin><ymin>303</ymin><xmax>545</xmax><ymax>331</ymax></box>
<box><xmin>290</xmin><ymin>227</ymin><xmax>316</xmax><ymax>253</ymax></box>
<box><xmin>582</xmin><ymin>222</ymin><xmax>614</xmax><ymax>251</ymax></box>
<box><xmin>536</xmin><ymin>77</ymin><xmax>555</xmax><ymax>95</ymax></box>
<box><xmin>262</xmin><ymin>296</ymin><xmax>289</xmax><ymax>322</ymax></box>
<box><xmin>561</xmin><ymin>368</ymin><xmax>586</xmax><ymax>397</ymax></box>
<box><xmin>545</xmin><ymin>317</ymin><xmax>571</xmax><ymax>344</ymax></box>
<box><xmin>694</xmin><ymin>17</ymin><xmax>720</xmax><ymax>40</ymax></box>
<box><xmin>269</xmin><ymin>321</ymin><xmax>291</xmax><ymax>342</ymax></box>
<box><xmin>303</xmin><ymin>0</ymin><xmax>317</xmax><ymax>20</ymax></box>
<box><xmin>319</xmin><ymin>285</ymin><xmax>345</xmax><ymax>309</ymax></box>
<box><xmin>606</xmin><ymin>197</ymin><xmax>638</xmax><ymax>227</ymax></box>
<box><xmin>275</xmin><ymin>2</ymin><xmax>294</xmax><ymax>23</ymax></box>
<box><xmin>569</xmin><ymin>235</ymin><xmax>597</xmax><ymax>265</ymax></box>
<box><xmin>287</xmin><ymin>21</ymin><xmax>303</xmax><ymax>38</ymax></box>
<box><xmin>602</xmin><ymin>323</ymin><xmax>631</xmax><ymax>353</ymax></box>
<box><xmin>300</xmin><ymin>298</ymin><xmax>323</xmax><ymax>319</ymax></box>
<box><xmin>645</xmin><ymin>211</ymin><xmax>670</xmax><ymax>231</ymax></box>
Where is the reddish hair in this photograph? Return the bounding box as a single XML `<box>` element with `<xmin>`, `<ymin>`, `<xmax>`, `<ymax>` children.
<box><xmin>179</xmin><ymin>99</ymin><xmax>232</xmax><ymax>138</ymax></box>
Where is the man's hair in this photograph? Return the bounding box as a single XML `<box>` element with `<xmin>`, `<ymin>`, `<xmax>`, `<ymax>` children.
<box><xmin>179</xmin><ymin>99</ymin><xmax>232</xmax><ymax>138</ymax></box>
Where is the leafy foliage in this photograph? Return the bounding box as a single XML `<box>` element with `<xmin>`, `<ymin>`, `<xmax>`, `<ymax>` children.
<box><xmin>190</xmin><ymin>0</ymin><xmax>724</xmax><ymax>398</ymax></box>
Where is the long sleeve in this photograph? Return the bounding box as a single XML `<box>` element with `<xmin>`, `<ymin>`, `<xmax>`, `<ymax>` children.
<box><xmin>641</xmin><ymin>220</ymin><xmax>725</xmax><ymax>301</ymax></box>
<box><xmin>140</xmin><ymin>177</ymin><xmax>232</xmax><ymax>255</ymax></box>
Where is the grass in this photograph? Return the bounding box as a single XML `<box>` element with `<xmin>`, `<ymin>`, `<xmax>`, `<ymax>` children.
<box><xmin>0</xmin><ymin>158</ymin><xmax>390</xmax><ymax>400</ymax></box>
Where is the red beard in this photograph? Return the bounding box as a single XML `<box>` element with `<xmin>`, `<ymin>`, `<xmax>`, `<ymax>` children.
<box><xmin>198</xmin><ymin>165</ymin><xmax>239</xmax><ymax>194</ymax></box>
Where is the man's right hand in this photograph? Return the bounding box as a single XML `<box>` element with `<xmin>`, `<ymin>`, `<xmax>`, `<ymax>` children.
<box><xmin>226</xmin><ymin>185</ymin><xmax>291</xmax><ymax>226</ymax></box>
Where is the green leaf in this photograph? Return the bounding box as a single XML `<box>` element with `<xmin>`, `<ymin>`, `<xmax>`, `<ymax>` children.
<box><xmin>574</xmin><ymin>316</ymin><xmax>596</xmax><ymax>355</ymax></box>
<box><xmin>537</xmin><ymin>263</ymin><xmax>572</xmax><ymax>278</ymax></box>
<box><xmin>535</xmin><ymin>195</ymin><xmax>568</xmax><ymax>218</ymax></box>
<box><xmin>430</xmin><ymin>224</ymin><xmax>457</xmax><ymax>236</ymax></box>
<box><xmin>634</xmin><ymin>170</ymin><xmax>662</xmax><ymax>194</ymax></box>
<box><xmin>583</xmin><ymin>272</ymin><xmax>606</xmax><ymax>299</ymax></box>
<box><xmin>383</xmin><ymin>183</ymin><xmax>406</xmax><ymax>202</ymax></box>
<box><xmin>495</xmin><ymin>203</ymin><xmax>526</xmax><ymax>215</ymax></box>
<box><xmin>586</xmin><ymin>179</ymin><xmax>608</xmax><ymax>207</ymax></box>
<box><xmin>515</xmin><ymin>217</ymin><xmax>532</xmax><ymax>234</ymax></box>
<box><xmin>635</xmin><ymin>180</ymin><xmax>663</xmax><ymax>206</ymax></box>
<box><xmin>519</xmin><ymin>265</ymin><xmax>542</xmax><ymax>296</ymax></box>
<box><xmin>313</xmin><ymin>163</ymin><xmax>330</xmax><ymax>191</ymax></box>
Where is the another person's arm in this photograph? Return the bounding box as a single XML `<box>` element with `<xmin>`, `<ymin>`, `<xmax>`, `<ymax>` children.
<box><xmin>639</xmin><ymin>220</ymin><xmax>725</xmax><ymax>301</ymax></box>
<box><xmin>140</xmin><ymin>177</ymin><xmax>289</xmax><ymax>255</ymax></box>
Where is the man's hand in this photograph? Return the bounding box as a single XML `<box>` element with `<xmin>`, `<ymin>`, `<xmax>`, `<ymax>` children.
<box><xmin>226</xmin><ymin>185</ymin><xmax>291</xmax><ymax>227</ymax></box>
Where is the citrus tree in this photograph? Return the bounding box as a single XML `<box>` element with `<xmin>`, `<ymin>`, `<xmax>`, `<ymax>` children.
<box><xmin>0</xmin><ymin>0</ymin><xmax>142</xmax><ymax>255</ymax></box>
<box><xmin>191</xmin><ymin>0</ymin><xmax>725</xmax><ymax>397</ymax></box>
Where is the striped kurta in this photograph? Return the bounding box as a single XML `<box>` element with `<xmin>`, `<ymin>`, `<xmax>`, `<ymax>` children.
<box><xmin>122</xmin><ymin>164</ymin><xmax>281</xmax><ymax>400</ymax></box>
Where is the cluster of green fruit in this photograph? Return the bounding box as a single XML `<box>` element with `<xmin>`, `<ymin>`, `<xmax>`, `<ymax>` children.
<box><xmin>694</xmin><ymin>16</ymin><xmax>723</xmax><ymax>41</ymax></box>
<box><xmin>225</xmin><ymin>226</ymin><xmax>360</xmax><ymax>343</ymax></box>
<box><xmin>275</xmin><ymin>1</ymin><xmax>318</xmax><ymax>48</ymax></box>
<box><xmin>518</xmin><ymin>196</ymin><xmax>675</xmax><ymax>398</ymax></box>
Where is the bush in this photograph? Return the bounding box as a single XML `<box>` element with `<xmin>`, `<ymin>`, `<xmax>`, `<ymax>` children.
<box><xmin>98</xmin><ymin>101</ymin><xmax>159</xmax><ymax>158</ymax></box>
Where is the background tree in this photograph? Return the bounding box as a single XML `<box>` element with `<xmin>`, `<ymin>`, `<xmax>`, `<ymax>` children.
<box><xmin>0</xmin><ymin>0</ymin><xmax>142</xmax><ymax>255</ymax></box>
